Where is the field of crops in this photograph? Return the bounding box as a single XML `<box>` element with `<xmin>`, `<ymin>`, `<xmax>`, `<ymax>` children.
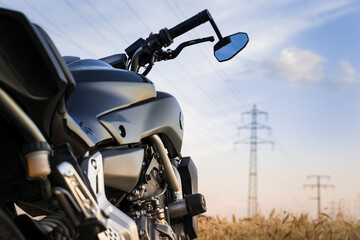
<box><xmin>198</xmin><ymin>210</ymin><xmax>360</xmax><ymax>240</ymax></box>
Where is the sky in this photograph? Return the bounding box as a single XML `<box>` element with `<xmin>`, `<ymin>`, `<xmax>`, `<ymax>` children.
<box><xmin>2</xmin><ymin>0</ymin><xmax>360</xmax><ymax>219</ymax></box>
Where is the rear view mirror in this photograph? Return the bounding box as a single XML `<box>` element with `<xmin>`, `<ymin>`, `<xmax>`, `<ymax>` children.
<box><xmin>214</xmin><ymin>32</ymin><xmax>249</xmax><ymax>62</ymax></box>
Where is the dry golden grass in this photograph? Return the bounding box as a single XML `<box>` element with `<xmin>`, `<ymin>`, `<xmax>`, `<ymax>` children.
<box><xmin>198</xmin><ymin>210</ymin><xmax>360</xmax><ymax>240</ymax></box>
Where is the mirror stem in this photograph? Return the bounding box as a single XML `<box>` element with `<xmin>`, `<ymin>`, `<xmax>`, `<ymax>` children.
<box><xmin>209</xmin><ymin>18</ymin><xmax>223</xmax><ymax>40</ymax></box>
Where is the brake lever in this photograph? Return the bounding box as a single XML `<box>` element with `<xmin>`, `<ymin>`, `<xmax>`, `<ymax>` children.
<box><xmin>163</xmin><ymin>36</ymin><xmax>214</xmax><ymax>60</ymax></box>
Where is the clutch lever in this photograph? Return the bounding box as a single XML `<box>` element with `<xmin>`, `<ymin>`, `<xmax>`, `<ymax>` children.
<box><xmin>138</xmin><ymin>36</ymin><xmax>214</xmax><ymax>76</ymax></box>
<box><xmin>159</xmin><ymin>36</ymin><xmax>214</xmax><ymax>60</ymax></box>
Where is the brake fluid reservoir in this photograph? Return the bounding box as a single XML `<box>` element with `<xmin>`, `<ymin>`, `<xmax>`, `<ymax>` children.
<box><xmin>22</xmin><ymin>142</ymin><xmax>52</xmax><ymax>179</ymax></box>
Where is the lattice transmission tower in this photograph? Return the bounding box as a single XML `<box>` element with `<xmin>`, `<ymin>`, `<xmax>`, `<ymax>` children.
<box><xmin>235</xmin><ymin>105</ymin><xmax>274</xmax><ymax>217</ymax></box>
<box><xmin>304</xmin><ymin>175</ymin><xmax>334</xmax><ymax>218</ymax></box>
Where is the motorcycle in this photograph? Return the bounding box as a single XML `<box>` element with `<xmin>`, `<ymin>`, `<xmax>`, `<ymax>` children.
<box><xmin>0</xmin><ymin>7</ymin><xmax>248</xmax><ymax>240</ymax></box>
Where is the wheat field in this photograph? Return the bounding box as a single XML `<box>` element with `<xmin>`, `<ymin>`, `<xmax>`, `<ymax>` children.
<box><xmin>198</xmin><ymin>210</ymin><xmax>360</xmax><ymax>240</ymax></box>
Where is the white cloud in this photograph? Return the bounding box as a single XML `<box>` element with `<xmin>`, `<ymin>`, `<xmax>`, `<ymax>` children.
<box><xmin>263</xmin><ymin>47</ymin><xmax>325</xmax><ymax>84</ymax></box>
<box><xmin>331</xmin><ymin>60</ymin><xmax>358</xmax><ymax>88</ymax></box>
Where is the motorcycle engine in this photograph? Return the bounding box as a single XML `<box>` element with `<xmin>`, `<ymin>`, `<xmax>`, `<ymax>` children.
<box><xmin>87</xmin><ymin>144</ymin><xmax>181</xmax><ymax>239</ymax></box>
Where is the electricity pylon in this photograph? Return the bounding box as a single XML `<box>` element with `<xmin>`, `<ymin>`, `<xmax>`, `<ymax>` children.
<box><xmin>304</xmin><ymin>175</ymin><xmax>334</xmax><ymax>218</ymax></box>
<box><xmin>235</xmin><ymin>105</ymin><xmax>274</xmax><ymax>217</ymax></box>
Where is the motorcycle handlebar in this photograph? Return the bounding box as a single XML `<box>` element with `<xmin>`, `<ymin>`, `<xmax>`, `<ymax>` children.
<box><xmin>127</xmin><ymin>9</ymin><xmax>218</xmax><ymax>72</ymax></box>
<box><xmin>168</xmin><ymin>9</ymin><xmax>212</xmax><ymax>39</ymax></box>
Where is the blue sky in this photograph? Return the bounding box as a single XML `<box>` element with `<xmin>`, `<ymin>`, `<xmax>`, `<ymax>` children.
<box><xmin>2</xmin><ymin>0</ymin><xmax>360</xmax><ymax>218</ymax></box>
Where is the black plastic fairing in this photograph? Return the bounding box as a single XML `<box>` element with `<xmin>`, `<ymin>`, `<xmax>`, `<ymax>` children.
<box><xmin>178</xmin><ymin>157</ymin><xmax>200</xmax><ymax>239</ymax></box>
<box><xmin>0</xmin><ymin>8</ymin><xmax>75</xmax><ymax>138</ymax></box>
<box><xmin>178</xmin><ymin>157</ymin><xmax>198</xmax><ymax>195</ymax></box>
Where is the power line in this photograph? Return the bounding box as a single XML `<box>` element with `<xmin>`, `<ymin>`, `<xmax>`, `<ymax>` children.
<box><xmin>63</xmin><ymin>0</ymin><xmax>120</xmax><ymax>51</ymax></box>
<box><xmin>119</xmin><ymin>0</ymin><xmax>153</xmax><ymax>31</ymax></box>
<box><xmin>304</xmin><ymin>175</ymin><xmax>334</xmax><ymax>218</ymax></box>
<box><xmin>163</xmin><ymin>0</ymin><xmax>251</xmax><ymax>111</ymax></box>
<box><xmin>152</xmin><ymin>69</ymin><xmax>249</xmax><ymax>163</ymax></box>
<box><xmin>271</xmin><ymin>134</ymin><xmax>312</xmax><ymax>176</ymax></box>
<box><xmin>257</xmin><ymin>147</ymin><xmax>306</xmax><ymax>184</ymax></box>
<box><xmin>235</xmin><ymin>105</ymin><xmax>274</xmax><ymax>217</ymax></box>
<box><xmin>21</xmin><ymin>0</ymin><xmax>96</xmax><ymax>56</ymax></box>
<box><xmin>163</xmin><ymin>0</ymin><xmax>250</xmax><ymax>113</ymax></box>
<box><xmin>153</xmin><ymin>69</ymin><xmax>236</xmax><ymax>139</ymax></box>
<box><xmin>84</xmin><ymin>0</ymin><xmax>130</xmax><ymax>44</ymax></box>
<box><xmin>173</xmin><ymin>61</ymin><xmax>240</xmax><ymax>128</ymax></box>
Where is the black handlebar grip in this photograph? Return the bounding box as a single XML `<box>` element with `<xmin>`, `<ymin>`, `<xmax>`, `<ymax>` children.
<box><xmin>168</xmin><ymin>9</ymin><xmax>212</xmax><ymax>39</ymax></box>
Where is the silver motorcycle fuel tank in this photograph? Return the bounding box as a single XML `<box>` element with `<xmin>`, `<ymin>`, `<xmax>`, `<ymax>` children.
<box><xmin>66</xmin><ymin>59</ymin><xmax>184</xmax><ymax>156</ymax></box>
<box><xmin>66</xmin><ymin>59</ymin><xmax>157</xmax><ymax>145</ymax></box>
